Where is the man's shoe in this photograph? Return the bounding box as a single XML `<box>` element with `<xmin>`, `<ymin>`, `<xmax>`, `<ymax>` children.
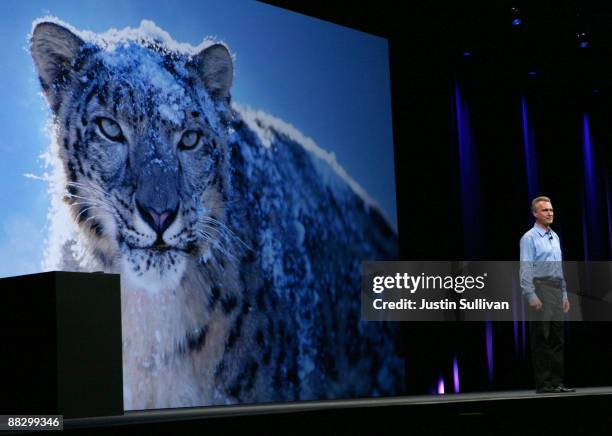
<box><xmin>556</xmin><ymin>385</ymin><xmax>576</xmax><ymax>393</ymax></box>
<box><xmin>536</xmin><ymin>386</ymin><xmax>561</xmax><ymax>394</ymax></box>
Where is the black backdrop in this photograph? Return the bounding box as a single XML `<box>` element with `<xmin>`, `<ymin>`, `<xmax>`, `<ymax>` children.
<box><xmin>263</xmin><ymin>0</ymin><xmax>612</xmax><ymax>395</ymax></box>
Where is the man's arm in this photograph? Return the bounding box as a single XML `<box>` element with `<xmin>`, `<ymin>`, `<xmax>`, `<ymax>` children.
<box><xmin>520</xmin><ymin>235</ymin><xmax>538</xmax><ymax>303</ymax></box>
<box><xmin>560</xmin><ymin>276</ymin><xmax>568</xmax><ymax>301</ymax></box>
<box><xmin>561</xmin><ymin>274</ymin><xmax>570</xmax><ymax>312</ymax></box>
<box><xmin>559</xmin><ymin>237</ymin><xmax>569</xmax><ymax>312</ymax></box>
<box><xmin>558</xmin><ymin>236</ymin><xmax>568</xmax><ymax>301</ymax></box>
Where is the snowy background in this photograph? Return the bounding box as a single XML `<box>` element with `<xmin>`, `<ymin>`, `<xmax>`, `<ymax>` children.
<box><xmin>0</xmin><ymin>0</ymin><xmax>396</xmax><ymax>277</ymax></box>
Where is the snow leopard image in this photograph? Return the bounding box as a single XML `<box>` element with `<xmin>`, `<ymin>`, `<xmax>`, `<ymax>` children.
<box><xmin>30</xmin><ymin>18</ymin><xmax>403</xmax><ymax>410</ymax></box>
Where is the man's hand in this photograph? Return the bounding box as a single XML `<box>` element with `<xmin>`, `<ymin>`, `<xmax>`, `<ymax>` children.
<box><xmin>529</xmin><ymin>296</ymin><xmax>543</xmax><ymax>310</ymax></box>
<box><xmin>563</xmin><ymin>297</ymin><xmax>570</xmax><ymax>313</ymax></box>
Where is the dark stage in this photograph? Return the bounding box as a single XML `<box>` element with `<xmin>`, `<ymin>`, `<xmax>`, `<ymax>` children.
<box><xmin>61</xmin><ymin>388</ymin><xmax>612</xmax><ymax>434</ymax></box>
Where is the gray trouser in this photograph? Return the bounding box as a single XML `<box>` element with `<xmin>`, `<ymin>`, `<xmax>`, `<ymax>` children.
<box><xmin>528</xmin><ymin>279</ymin><xmax>564</xmax><ymax>389</ymax></box>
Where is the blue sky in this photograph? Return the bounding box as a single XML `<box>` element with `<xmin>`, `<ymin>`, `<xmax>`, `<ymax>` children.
<box><xmin>0</xmin><ymin>0</ymin><xmax>396</xmax><ymax>277</ymax></box>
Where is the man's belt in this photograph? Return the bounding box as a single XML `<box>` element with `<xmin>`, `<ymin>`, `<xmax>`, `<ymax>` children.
<box><xmin>533</xmin><ymin>277</ymin><xmax>562</xmax><ymax>286</ymax></box>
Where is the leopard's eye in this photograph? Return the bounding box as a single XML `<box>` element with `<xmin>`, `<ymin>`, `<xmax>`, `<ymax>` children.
<box><xmin>178</xmin><ymin>130</ymin><xmax>201</xmax><ymax>151</ymax></box>
<box><xmin>96</xmin><ymin>117</ymin><xmax>124</xmax><ymax>142</ymax></box>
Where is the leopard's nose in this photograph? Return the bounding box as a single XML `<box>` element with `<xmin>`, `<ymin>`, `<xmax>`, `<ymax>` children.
<box><xmin>137</xmin><ymin>201</ymin><xmax>179</xmax><ymax>235</ymax></box>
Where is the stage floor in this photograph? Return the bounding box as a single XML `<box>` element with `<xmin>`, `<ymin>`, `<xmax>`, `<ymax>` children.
<box><xmin>65</xmin><ymin>386</ymin><xmax>612</xmax><ymax>430</ymax></box>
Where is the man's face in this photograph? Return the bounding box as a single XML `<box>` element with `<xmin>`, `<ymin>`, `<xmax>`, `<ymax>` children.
<box><xmin>533</xmin><ymin>201</ymin><xmax>554</xmax><ymax>228</ymax></box>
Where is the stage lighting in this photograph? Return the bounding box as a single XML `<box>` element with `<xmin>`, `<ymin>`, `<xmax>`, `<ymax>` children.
<box><xmin>437</xmin><ymin>378</ymin><xmax>446</xmax><ymax>395</ymax></box>
<box><xmin>511</xmin><ymin>7</ymin><xmax>522</xmax><ymax>27</ymax></box>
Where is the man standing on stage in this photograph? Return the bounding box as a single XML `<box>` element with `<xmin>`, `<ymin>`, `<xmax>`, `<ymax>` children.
<box><xmin>520</xmin><ymin>196</ymin><xmax>575</xmax><ymax>394</ymax></box>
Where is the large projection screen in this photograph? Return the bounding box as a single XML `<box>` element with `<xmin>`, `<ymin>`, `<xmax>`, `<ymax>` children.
<box><xmin>2</xmin><ymin>0</ymin><xmax>401</xmax><ymax>410</ymax></box>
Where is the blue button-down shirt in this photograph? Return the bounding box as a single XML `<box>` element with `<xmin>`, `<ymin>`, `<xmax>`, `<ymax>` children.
<box><xmin>519</xmin><ymin>224</ymin><xmax>567</xmax><ymax>302</ymax></box>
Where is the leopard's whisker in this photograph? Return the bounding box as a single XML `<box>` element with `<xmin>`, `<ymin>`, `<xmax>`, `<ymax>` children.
<box><xmin>75</xmin><ymin>205</ymin><xmax>103</xmax><ymax>221</ymax></box>
<box><xmin>70</xmin><ymin>201</ymin><xmax>113</xmax><ymax>212</ymax></box>
<box><xmin>64</xmin><ymin>192</ymin><xmax>113</xmax><ymax>208</ymax></box>
<box><xmin>199</xmin><ymin>216</ymin><xmax>253</xmax><ymax>251</ymax></box>
<box><xmin>66</xmin><ymin>181</ymin><xmax>109</xmax><ymax>197</ymax></box>
<box><xmin>195</xmin><ymin>229</ymin><xmax>239</xmax><ymax>263</ymax></box>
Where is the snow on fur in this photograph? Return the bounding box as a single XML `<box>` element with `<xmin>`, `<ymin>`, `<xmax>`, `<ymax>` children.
<box><xmin>37</xmin><ymin>18</ymin><xmax>394</xmax><ymax>271</ymax></box>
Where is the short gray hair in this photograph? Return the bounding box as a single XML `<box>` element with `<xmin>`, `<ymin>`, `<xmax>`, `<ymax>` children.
<box><xmin>531</xmin><ymin>196</ymin><xmax>551</xmax><ymax>213</ymax></box>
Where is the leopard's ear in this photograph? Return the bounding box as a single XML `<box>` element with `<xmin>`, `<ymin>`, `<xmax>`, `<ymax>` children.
<box><xmin>30</xmin><ymin>22</ymin><xmax>85</xmax><ymax>112</ymax></box>
<box><xmin>192</xmin><ymin>44</ymin><xmax>233</xmax><ymax>103</ymax></box>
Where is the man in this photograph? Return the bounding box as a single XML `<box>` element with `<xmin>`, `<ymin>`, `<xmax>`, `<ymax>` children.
<box><xmin>520</xmin><ymin>196</ymin><xmax>575</xmax><ymax>394</ymax></box>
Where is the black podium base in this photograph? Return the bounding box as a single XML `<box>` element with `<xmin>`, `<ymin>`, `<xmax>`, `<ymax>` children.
<box><xmin>0</xmin><ymin>271</ymin><xmax>123</xmax><ymax>418</ymax></box>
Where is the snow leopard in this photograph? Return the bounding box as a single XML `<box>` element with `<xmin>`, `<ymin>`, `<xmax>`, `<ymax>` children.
<box><xmin>30</xmin><ymin>19</ymin><xmax>404</xmax><ymax>410</ymax></box>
